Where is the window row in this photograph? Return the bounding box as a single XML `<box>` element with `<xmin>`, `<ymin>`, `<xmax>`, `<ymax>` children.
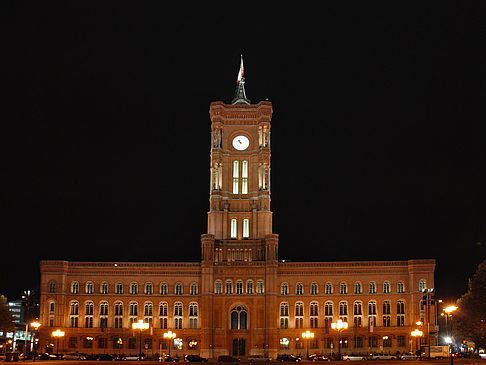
<box><xmin>278</xmin><ymin>300</ymin><xmax>406</xmax><ymax>329</ymax></box>
<box><xmin>64</xmin><ymin>301</ymin><xmax>198</xmax><ymax>330</ymax></box>
<box><xmin>67</xmin><ymin>336</ymin><xmax>196</xmax><ymax>351</ymax></box>
<box><xmin>214</xmin><ymin>279</ymin><xmax>264</xmax><ymax>294</ymax></box>
<box><xmin>279</xmin><ymin>335</ymin><xmax>408</xmax><ymax>350</ymax></box>
<box><xmin>280</xmin><ymin>280</ymin><xmax>424</xmax><ymax>295</ymax></box>
<box><xmin>48</xmin><ymin>281</ymin><xmax>199</xmax><ymax>295</ymax></box>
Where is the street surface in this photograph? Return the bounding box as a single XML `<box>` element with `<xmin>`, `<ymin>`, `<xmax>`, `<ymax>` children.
<box><xmin>4</xmin><ymin>360</ymin><xmax>486</xmax><ymax>365</ymax></box>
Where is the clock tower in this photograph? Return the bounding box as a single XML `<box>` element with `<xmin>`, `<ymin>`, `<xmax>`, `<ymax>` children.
<box><xmin>201</xmin><ymin>68</ymin><xmax>277</xmax><ymax>264</ymax></box>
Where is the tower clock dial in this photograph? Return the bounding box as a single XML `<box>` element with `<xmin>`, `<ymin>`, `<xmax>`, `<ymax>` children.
<box><xmin>232</xmin><ymin>135</ymin><xmax>250</xmax><ymax>151</ymax></box>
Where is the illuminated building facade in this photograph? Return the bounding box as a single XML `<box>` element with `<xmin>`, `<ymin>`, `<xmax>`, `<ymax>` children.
<box><xmin>39</xmin><ymin>69</ymin><xmax>437</xmax><ymax>358</ymax></box>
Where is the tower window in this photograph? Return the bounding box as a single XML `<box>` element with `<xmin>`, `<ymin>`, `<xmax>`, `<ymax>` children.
<box><xmin>243</xmin><ymin>218</ymin><xmax>249</xmax><ymax>238</ymax></box>
<box><xmin>241</xmin><ymin>160</ymin><xmax>248</xmax><ymax>194</ymax></box>
<box><xmin>233</xmin><ymin>160</ymin><xmax>239</xmax><ymax>194</ymax></box>
<box><xmin>231</xmin><ymin>219</ymin><xmax>237</xmax><ymax>239</ymax></box>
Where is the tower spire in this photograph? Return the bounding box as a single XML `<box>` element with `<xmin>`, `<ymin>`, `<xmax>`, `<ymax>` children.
<box><xmin>232</xmin><ymin>55</ymin><xmax>250</xmax><ymax>105</ymax></box>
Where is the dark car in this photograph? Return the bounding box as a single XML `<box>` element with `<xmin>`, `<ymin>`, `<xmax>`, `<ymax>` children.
<box><xmin>185</xmin><ymin>355</ymin><xmax>208</xmax><ymax>362</ymax></box>
<box><xmin>217</xmin><ymin>355</ymin><xmax>240</xmax><ymax>362</ymax></box>
<box><xmin>96</xmin><ymin>353</ymin><xmax>116</xmax><ymax>361</ymax></box>
<box><xmin>277</xmin><ymin>354</ymin><xmax>301</xmax><ymax>362</ymax></box>
<box><xmin>309</xmin><ymin>354</ymin><xmax>330</xmax><ymax>362</ymax></box>
<box><xmin>160</xmin><ymin>355</ymin><xmax>180</xmax><ymax>362</ymax></box>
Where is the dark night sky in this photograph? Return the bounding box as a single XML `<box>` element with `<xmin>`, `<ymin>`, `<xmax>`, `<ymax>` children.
<box><xmin>2</xmin><ymin>2</ymin><xmax>485</xmax><ymax>302</ymax></box>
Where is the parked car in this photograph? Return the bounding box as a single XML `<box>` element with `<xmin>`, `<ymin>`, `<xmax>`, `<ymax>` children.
<box><xmin>371</xmin><ymin>354</ymin><xmax>397</xmax><ymax>360</ymax></box>
<box><xmin>64</xmin><ymin>352</ymin><xmax>87</xmax><ymax>360</ymax></box>
<box><xmin>36</xmin><ymin>353</ymin><xmax>58</xmax><ymax>360</ymax></box>
<box><xmin>96</xmin><ymin>353</ymin><xmax>116</xmax><ymax>361</ymax></box>
<box><xmin>309</xmin><ymin>354</ymin><xmax>330</xmax><ymax>361</ymax></box>
<box><xmin>342</xmin><ymin>355</ymin><xmax>365</xmax><ymax>361</ymax></box>
<box><xmin>400</xmin><ymin>353</ymin><xmax>419</xmax><ymax>360</ymax></box>
<box><xmin>160</xmin><ymin>355</ymin><xmax>180</xmax><ymax>362</ymax></box>
<box><xmin>217</xmin><ymin>355</ymin><xmax>240</xmax><ymax>362</ymax></box>
<box><xmin>277</xmin><ymin>354</ymin><xmax>301</xmax><ymax>362</ymax></box>
<box><xmin>185</xmin><ymin>355</ymin><xmax>208</xmax><ymax>362</ymax></box>
<box><xmin>248</xmin><ymin>355</ymin><xmax>271</xmax><ymax>363</ymax></box>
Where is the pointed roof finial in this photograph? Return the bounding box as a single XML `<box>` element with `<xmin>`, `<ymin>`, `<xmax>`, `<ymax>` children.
<box><xmin>232</xmin><ymin>54</ymin><xmax>250</xmax><ymax>105</ymax></box>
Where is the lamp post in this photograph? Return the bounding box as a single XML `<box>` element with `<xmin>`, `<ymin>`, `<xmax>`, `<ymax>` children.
<box><xmin>51</xmin><ymin>329</ymin><xmax>64</xmax><ymax>358</ymax></box>
<box><xmin>30</xmin><ymin>322</ymin><xmax>41</xmax><ymax>362</ymax></box>
<box><xmin>163</xmin><ymin>331</ymin><xmax>176</xmax><ymax>357</ymax></box>
<box><xmin>411</xmin><ymin>329</ymin><xmax>423</xmax><ymax>360</ymax></box>
<box><xmin>302</xmin><ymin>331</ymin><xmax>314</xmax><ymax>360</ymax></box>
<box><xmin>331</xmin><ymin>319</ymin><xmax>348</xmax><ymax>360</ymax></box>
<box><xmin>132</xmin><ymin>320</ymin><xmax>149</xmax><ymax>361</ymax></box>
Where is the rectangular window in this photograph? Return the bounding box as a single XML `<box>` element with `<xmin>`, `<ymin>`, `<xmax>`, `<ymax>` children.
<box><xmin>241</xmin><ymin>160</ymin><xmax>248</xmax><ymax>194</ymax></box>
<box><xmin>233</xmin><ymin>161</ymin><xmax>239</xmax><ymax>194</ymax></box>
<box><xmin>243</xmin><ymin>219</ymin><xmax>249</xmax><ymax>238</ymax></box>
<box><xmin>231</xmin><ymin>219</ymin><xmax>237</xmax><ymax>239</ymax></box>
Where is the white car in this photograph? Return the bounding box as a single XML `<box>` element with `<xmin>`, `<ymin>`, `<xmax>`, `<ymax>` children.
<box><xmin>248</xmin><ymin>355</ymin><xmax>271</xmax><ymax>363</ymax></box>
<box><xmin>400</xmin><ymin>353</ymin><xmax>419</xmax><ymax>360</ymax></box>
<box><xmin>342</xmin><ymin>355</ymin><xmax>365</xmax><ymax>361</ymax></box>
<box><xmin>372</xmin><ymin>355</ymin><xmax>397</xmax><ymax>360</ymax></box>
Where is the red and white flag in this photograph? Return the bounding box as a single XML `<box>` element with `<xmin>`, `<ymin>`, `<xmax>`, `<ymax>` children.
<box><xmin>237</xmin><ymin>55</ymin><xmax>244</xmax><ymax>82</ymax></box>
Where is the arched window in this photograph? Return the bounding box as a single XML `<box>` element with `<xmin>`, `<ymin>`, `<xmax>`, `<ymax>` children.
<box><xmin>174</xmin><ymin>302</ymin><xmax>183</xmax><ymax>329</ymax></box>
<box><xmin>101</xmin><ymin>282</ymin><xmax>108</xmax><ymax>294</ymax></box>
<box><xmin>69</xmin><ymin>301</ymin><xmax>79</xmax><ymax>328</ymax></box>
<box><xmin>324</xmin><ymin>301</ymin><xmax>333</xmax><ymax>316</ymax></box>
<box><xmin>233</xmin><ymin>160</ymin><xmax>239</xmax><ymax>194</ymax></box>
<box><xmin>397</xmin><ymin>300</ymin><xmax>405</xmax><ymax>327</ymax></box>
<box><xmin>339</xmin><ymin>301</ymin><xmax>348</xmax><ymax>319</ymax></box>
<box><xmin>159</xmin><ymin>302</ymin><xmax>168</xmax><ymax>329</ymax></box>
<box><xmin>86</xmin><ymin>282</ymin><xmax>94</xmax><ymax>294</ymax></box>
<box><xmin>71</xmin><ymin>281</ymin><xmax>79</xmax><ymax>294</ymax></box>
<box><xmin>397</xmin><ymin>281</ymin><xmax>405</xmax><ymax>293</ymax></box>
<box><xmin>354</xmin><ymin>282</ymin><xmax>362</xmax><ymax>294</ymax></box>
<box><xmin>236</xmin><ymin>281</ymin><xmax>243</xmax><ymax>294</ymax></box>
<box><xmin>340</xmin><ymin>282</ymin><xmax>347</xmax><ymax>294</ymax></box>
<box><xmin>49</xmin><ymin>281</ymin><xmax>56</xmax><ymax>293</ymax></box>
<box><xmin>85</xmin><ymin>301</ymin><xmax>94</xmax><ymax>315</ymax></box>
<box><xmin>246</xmin><ymin>280</ymin><xmax>253</xmax><ymax>294</ymax></box>
<box><xmin>190</xmin><ymin>283</ymin><xmax>198</xmax><ymax>295</ymax></box>
<box><xmin>231</xmin><ymin>219</ymin><xmax>237</xmax><ymax>239</ymax></box>
<box><xmin>281</xmin><ymin>283</ymin><xmax>288</xmax><ymax>295</ymax></box>
<box><xmin>280</xmin><ymin>303</ymin><xmax>289</xmax><ymax>329</ymax></box>
<box><xmin>369</xmin><ymin>281</ymin><xmax>376</xmax><ymax>294</ymax></box>
<box><xmin>368</xmin><ymin>300</ymin><xmax>377</xmax><ymax>315</ymax></box>
<box><xmin>175</xmin><ymin>283</ymin><xmax>183</xmax><ymax>295</ymax></box>
<box><xmin>257</xmin><ymin>280</ymin><xmax>264</xmax><ymax>294</ymax></box>
<box><xmin>242</xmin><ymin>218</ymin><xmax>250</xmax><ymax>238</ymax></box>
<box><xmin>226</xmin><ymin>280</ymin><xmax>233</xmax><ymax>294</ymax></box>
<box><xmin>160</xmin><ymin>283</ymin><xmax>168</xmax><ymax>295</ymax></box>
<box><xmin>382</xmin><ymin>300</ymin><xmax>391</xmax><ymax>327</ymax></box>
<box><xmin>189</xmin><ymin>302</ymin><xmax>198</xmax><ymax>329</ymax></box>
<box><xmin>215</xmin><ymin>280</ymin><xmax>222</xmax><ymax>294</ymax></box>
<box><xmin>296</xmin><ymin>283</ymin><xmax>303</xmax><ymax>295</ymax></box>
<box><xmin>230</xmin><ymin>305</ymin><xmax>247</xmax><ymax>330</ymax></box>
<box><xmin>116</xmin><ymin>282</ymin><xmax>123</xmax><ymax>294</ymax></box>
<box><xmin>241</xmin><ymin>160</ymin><xmax>248</xmax><ymax>194</ymax></box>
<box><xmin>419</xmin><ymin>279</ymin><xmax>426</xmax><ymax>292</ymax></box>
<box><xmin>130</xmin><ymin>282</ymin><xmax>138</xmax><ymax>295</ymax></box>
<box><xmin>145</xmin><ymin>282</ymin><xmax>153</xmax><ymax>295</ymax></box>
<box><xmin>383</xmin><ymin>281</ymin><xmax>391</xmax><ymax>293</ymax></box>
<box><xmin>99</xmin><ymin>302</ymin><xmax>108</xmax><ymax>329</ymax></box>
<box><xmin>144</xmin><ymin>302</ymin><xmax>153</xmax><ymax>317</ymax></box>
<box><xmin>310</xmin><ymin>302</ymin><xmax>319</xmax><ymax>328</ymax></box>
<box><xmin>325</xmin><ymin>282</ymin><xmax>333</xmax><ymax>294</ymax></box>
<box><xmin>114</xmin><ymin>302</ymin><xmax>123</xmax><ymax>328</ymax></box>
<box><xmin>129</xmin><ymin>302</ymin><xmax>138</xmax><ymax>326</ymax></box>
<box><xmin>311</xmin><ymin>282</ymin><xmax>318</xmax><ymax>295</ymax></box>
<box><xmin>295</xmin><ymin>302</ymin><xmax>304</xmax><ymax>328</ymax></box>
<box><xmin>353</xmin><ymin>301</ymin><xmax>363</xmax><ymax>327</ymax></box>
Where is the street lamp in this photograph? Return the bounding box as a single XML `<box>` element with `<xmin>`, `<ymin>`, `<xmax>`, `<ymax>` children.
<box><xmin>51</xmin><ymin>329</ymin><xmax>64</xmax><ymax>358</ymax></box>
<box><xmin>30</xmin><ymin>322</ymin><xmax>41</xmax><ymax>362</ymax></box>
<box><xmin>132</xmin><ymin>320</ymin><xmax>149</xmax><ymax>361</ymax></box>
<box><xmin>411</xmin><ymin>329</ymin><xmax>423</xmax><ymax>359</ymax></box>
<box><xmin>163</xmin><ymin>330</ymin><xmax>176</xmax><ymax>357</ymax></box>
<box><xmin>331</xmin><ymin>319</ymin><xmax>348</xmax><ymax>360</ymax></box>
<box><xmin>302</xmin><ymin>330</ymin><xmax>314</xmax><ymax>360</ymax></box>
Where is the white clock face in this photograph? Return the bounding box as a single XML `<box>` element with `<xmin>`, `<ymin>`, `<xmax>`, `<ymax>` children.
<box><xmin>232</xmin><ymin>135</ymin><xmax>250</xmax><ymax>151</ymax></box>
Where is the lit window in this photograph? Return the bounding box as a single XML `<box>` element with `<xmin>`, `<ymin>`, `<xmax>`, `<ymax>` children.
<box><xmin>310</xmin><ymin>302</ymin><xmax>319</xmax><ymax>328</ymax></box>
<box><xmin>231</xmin><ymin>219</ymin><xmax>237</xmax><ymax>239</ymax></box>
<box><xmin>419</xmin><ymin>279</ymin><xmax>426</xmax><ymax>291</ymax></box>
<box><xmin>241</xmin><ymin>160</ymin><xmax>248</xmax><ymax>194</ymax></box>
<box><xmin>280</xmin><ymin>303</ymin><xmax>289</xmax><ymax>329</ymax></box>
<box><xmin>295</xmin><ymin>302</ymin><xmax>304</xmax><ymax>328</ymax></box>
<box><xmin>159</xmin><ymin>302</ymin><xmax>168</xmax><ymax>329</ymax></box>
<box><xmin>243</xmin><ymin>218</ymin><xmax>250</xmax><ymax>238</ymax></box>
<box><xmin>233</xmin><ymin>160</ymin><xmax>239</xmax><ymax>194</ymax></box>
<box><xmin>189</xmin><ymin>303</ymin><xmax>198</xmax><ymax>329</ymax></box>
<box><xmin>174</xmin><ymin>302</ymin><xmax>183</xmax><ymax>329</ymax></box>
